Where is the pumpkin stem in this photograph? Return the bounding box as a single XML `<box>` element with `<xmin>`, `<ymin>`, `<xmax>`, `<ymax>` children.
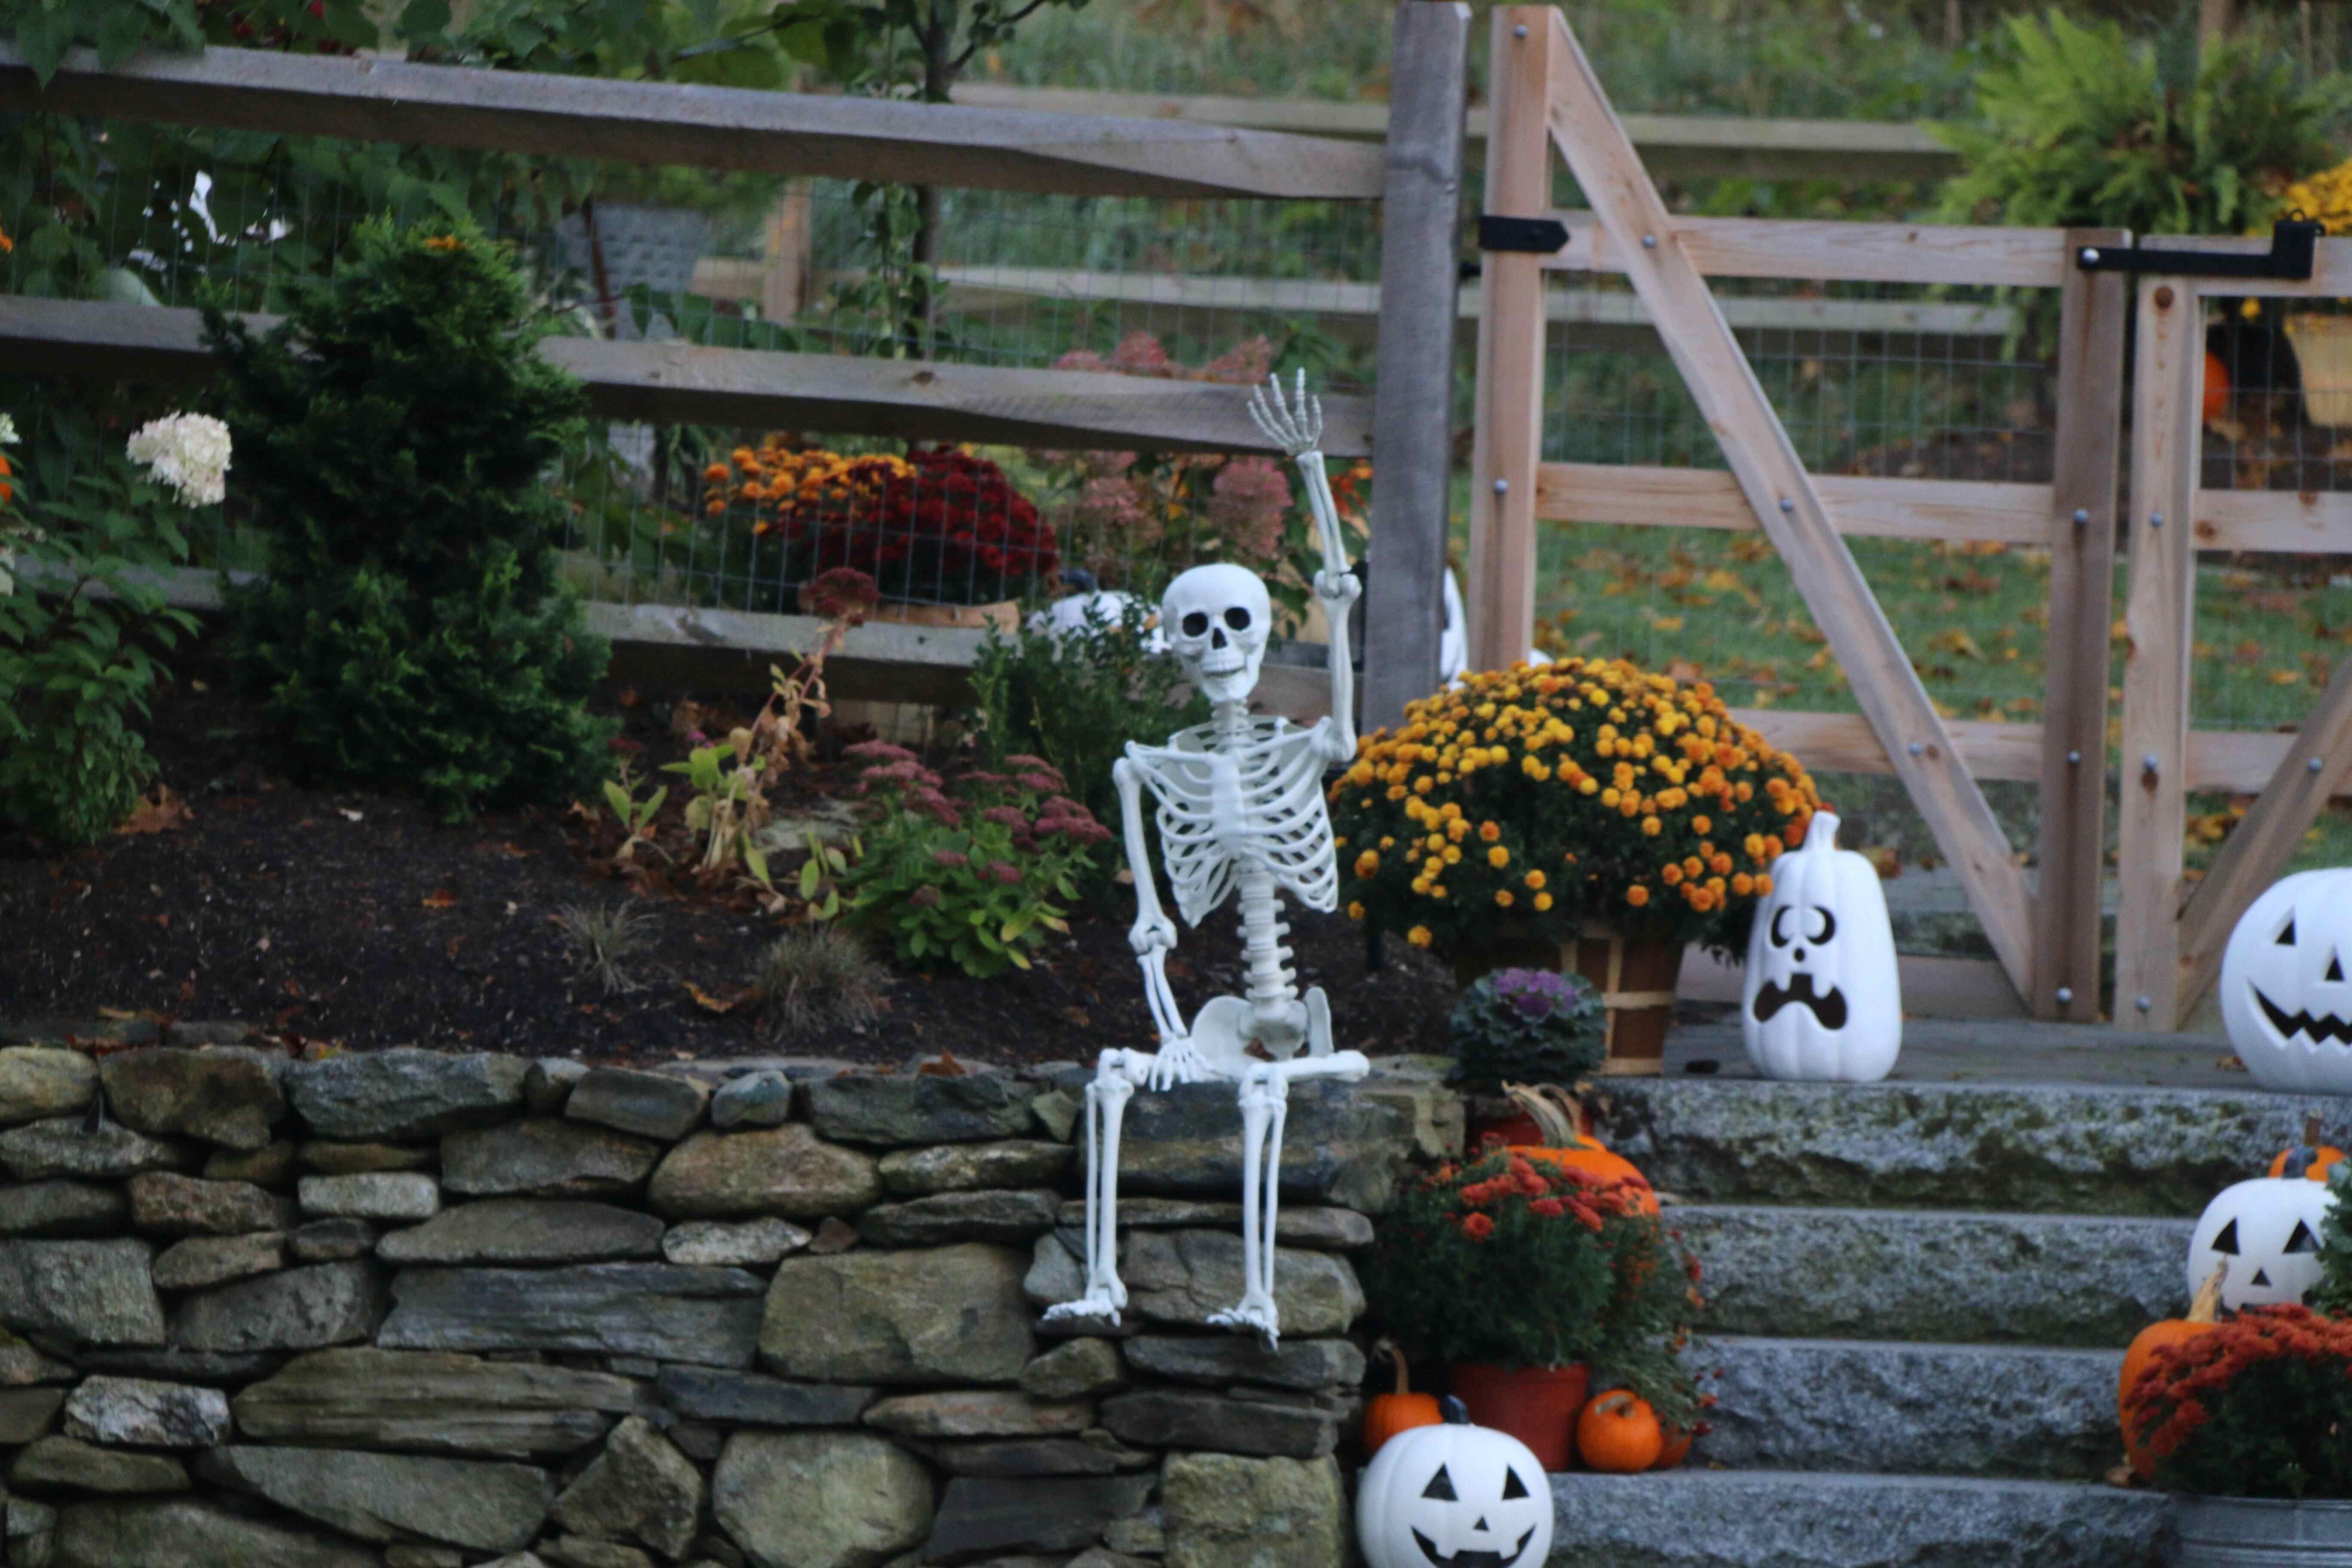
<box><xmin>1376</xmin><ymin>1337</ymin><xmax>1412</xmax><ymax>1396</ymax></box>
<box><xmin>2189</xmin><ymin>1262</ymin><xmax>2225</xmax><ymax>1325</ymax></box>
<box><xmin>1439</xmin><ymin>1395</ymin><xmax>1470</xmax><ymax>1426</ymax></box>
<box><xmin>2308</xmin><ymin>1112</ymin><xmax>2325</xmax><ymax>1150</ymax></box>
<box><xmin>1502</xmin><ymin>1082</ymin><xmax>1574</xmax><ymax>1148</ymax></box>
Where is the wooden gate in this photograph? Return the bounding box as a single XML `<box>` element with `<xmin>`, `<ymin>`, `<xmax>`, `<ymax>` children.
<box><xmin>1469</xmin><ymin>5</ymin><xmax>2129</xmax><ymax>1018</ymax></box>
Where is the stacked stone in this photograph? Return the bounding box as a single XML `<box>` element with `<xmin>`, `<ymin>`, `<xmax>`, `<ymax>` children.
<box><xmin>0</xmin><ymin>1041</ymin><xmax>1450</xmax><ymax>1568</ymax></box>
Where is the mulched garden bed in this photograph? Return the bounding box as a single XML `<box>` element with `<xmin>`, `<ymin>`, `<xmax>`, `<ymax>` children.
<box><xmin>0</xmin><ymin>641</ymin><xmax>1461</xmax><ymax>1069</ymax></box>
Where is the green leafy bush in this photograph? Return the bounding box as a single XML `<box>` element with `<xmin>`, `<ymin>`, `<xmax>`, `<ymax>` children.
<box><xmin>2311</xmin><ymin>1160</ymin><xmax>2352</xmax><ymax>1316</ymax></box>
<box><xmin>840</xmin><ymin>742</ymin><xmax>1110</xmax><ymax>979</ymax></box>
<box><xmin>205</xmin><ymin>214</ymin><xmax>616</xmax><ymax>821</ymax></box>
<box><xmin>968</xmin><ymin>594</ymin><xmax>1208</xmax><ymax>843</ymax></box>
<box><xmin>1931</xmin><ymin>12</ymin><xmax>2340</xmax><ymax>238</ymax></box>
<box><xmin>1358</xmin><ymin>1148</ymin><xmax>1703</xmax><ymax>1427</ymax></box>
<box><xmin>1449</xmin><ymin>968</ymin><xmax>1606</xmax><ymax>1090</ymax></box>
<box><xmin>0</xmin><ymin>437</ymin><xmax>201</xmax><ymax>846</ymax></box>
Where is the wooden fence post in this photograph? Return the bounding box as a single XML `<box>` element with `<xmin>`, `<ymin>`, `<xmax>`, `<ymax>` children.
<box><xmin>2031</xmin><ymin>228</ymin><xmax>2128</xmax><ymax>1022</ymax></box>
<box><xmin>1362</xmin><ymin>0</ymin><xmax>1472</xmax><ymax>730</ymax></box>
<box><xmin>2115</xmin><ymin>275</ymin><xmax>2203</xmax><ymax>1029</ymax></box>
<box><xmin>1464</xmin><ymin>5</ymin><xmax>1556</xmax><ymax>675</ymax></box>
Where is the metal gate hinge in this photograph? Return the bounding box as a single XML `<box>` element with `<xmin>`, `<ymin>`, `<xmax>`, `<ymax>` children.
<box><xmin>2076</xmin><ymin>218</ymin><xmax>2324</xmax><ymax>282</ymax></box>
<box><xmin>1478</xmin><ymin>214</ymin><xmax>1569</xmax><ymax>254</ymax></box>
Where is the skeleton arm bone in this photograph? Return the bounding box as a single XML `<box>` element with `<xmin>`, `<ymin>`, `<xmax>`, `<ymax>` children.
<box><xmin>1114</xmin><ymin>755</ymin><xmax>1190</xmax><ymax>1051</ymax></box>
<box><xmin>1247</xmin><ymin>373</ymin><xmax>1358</xmax><ymax>763</ymax></box>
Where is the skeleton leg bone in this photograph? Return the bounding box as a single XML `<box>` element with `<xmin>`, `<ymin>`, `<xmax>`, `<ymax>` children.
<box><xmin>1043</xmin><ymin>1047</ymin><xmax>1154</xmax><ymax>1326</ymax></box>
<box><xmin>1206</xmin><ymin>1049</ymin><xmax>1373</xmax><ymax>1344</ymax></box>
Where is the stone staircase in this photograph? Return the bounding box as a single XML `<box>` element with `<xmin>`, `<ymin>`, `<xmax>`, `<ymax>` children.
<box><xmin>1544</xmin><ymin>1035</ymin><xmax>2341</xmax><ymax>1568</ymax></box>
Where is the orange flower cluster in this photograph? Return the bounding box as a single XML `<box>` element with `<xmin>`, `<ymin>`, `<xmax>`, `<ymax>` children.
<box><xmin>1449</xmin><ymin>1153</ymin><xmax>1653</xmax><ymax>1240</ymax></box>
<box><xmin>705</xmin><ymin>437</ymin><xmax>913</xmax><ymax>529</ymax></box>
<box><xmin>2125</xmin><ymin>1305</ymin><xmax>2352</xmax><ymax>1468</ymax></box>
<box><xmin>1332</xmin><ymin>657</ymin><xmax>1821</xmax><ymax>953</ymax></box>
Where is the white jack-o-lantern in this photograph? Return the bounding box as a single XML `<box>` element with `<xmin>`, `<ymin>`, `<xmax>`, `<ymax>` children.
<box><xmin>2187</xmin><ymin>1173</ymin><xmax>2335</xmax><ymax>1311</ymax></box>
<box><xmin>1357</xmin><ymin>1399</ymin><xmax>1553</xmax><ymax>1568</ymax></box>
<box><xmin>2220</xmin><ymin>869</ymin><xmax>2352</xmax><ymax>1095</ymax></box>
<box><xmin>1740</xmin><ymin>811</ymin><xmax>1902</xmax><ymax>1083</ymax></box>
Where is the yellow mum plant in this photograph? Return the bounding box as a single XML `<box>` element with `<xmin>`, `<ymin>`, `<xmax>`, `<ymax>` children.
<box><xmin>1331</xmin><ymin>659</ymin><xmax>1822</xmax><ymax>957</ymax></box>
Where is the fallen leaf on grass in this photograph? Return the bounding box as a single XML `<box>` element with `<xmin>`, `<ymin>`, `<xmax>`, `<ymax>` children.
<box><xmin>916</xmin><ymin>1052</ymin><xmax>968</xmax><ymax>1077</ymax></box>
<box><xmin>421</xmin><ymin>889</ymin><xmax>459</xmax><ymax>910</ymax></box>
<box><xmin>114</xmin><ymin>787</ymin><xmax>192</xmax><ymax>836</ymax></box>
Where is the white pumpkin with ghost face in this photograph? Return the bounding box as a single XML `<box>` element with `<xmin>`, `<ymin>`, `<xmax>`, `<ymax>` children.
<box><xmin>1357</xmin><ymin>1400</ymin><xmax>1552</xmax><ymax>1568</ymax></box>
<box><xmin>2186</xmin><ymin>1162</ymin><xmax>2337</xmax><ymax>1311</ymax></box>
<box><xmin>1740</xmin><ymin>811</ymin><xmax>1902</xmax><ymax>1083</ymax></box>
<box><xmin>2220</xmin><ymin>869</ymin><xmax>2352</xmax><ymax>1095</ymax></box>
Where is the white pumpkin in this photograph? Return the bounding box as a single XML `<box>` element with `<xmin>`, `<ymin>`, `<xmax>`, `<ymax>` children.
<box><xmin>2187</xmin><ymin>1173</ymin><xmax>2335</xmax><ymax>1310</ymax></box>
<box><xmin>1357</xmin><ymin>1400</ymin><xmax>1553</xmax><ymax>1568</ymax></box>
<box><xmin>1740</xmin><ymin>811</ymin><xmax>1902</xmax><ymax>1083</ymax></box>
<box><xmin>2219</xmin><ymin>869</ymin><xmax>2352</xmax><ymax>1094</ymax></box>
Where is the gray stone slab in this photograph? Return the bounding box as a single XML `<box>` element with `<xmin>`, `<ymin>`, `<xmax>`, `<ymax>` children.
<box><xmin>285</xmin><ymin>1050</ymin><xmax>527</xmax><ymax>1141</ymax></box>
<box><xmin>660</xmin><ymin>1218</ymin><xmax>808</xmax><ymax>1267</ymax></box>
<box><xmin>0</xmin><ymin>1118</ymin><xmax>186</xmax><ymax>1182</ymax></box>
<box><xmin>1121</xmin><ymin>1335</ymin><xmax>1365</xmax><ymax>1392</ymax></box>
<box><xmin>1675</xmin><ymin>1204</ymin><xmax>2197</xmax><ymax>1346</ymax></box>
<box><xmin>0</xmin><ymin>1181</ymin><xmax>127</xmax><ymax>1237</ymax></box>
<box><xmin>1162</xmin><ymin>1452</ymin><xmax>1343</xmax><ymax>1568</ymax></box>
<box><xmin>99</xmin><ymin>1049</ymin><xmax>285</xmax><ymax>1151</ymax></box>
<box><xmin>233</xmin><ymin>1348</ymin><xmax>640</xmax><ymax>1458</ymax></box>
<box><xmin>1098</xmin><ymin>1389</ymin><xmax>1336</xmax><ymax>1459</ymax></box>
<box><xmin>62</xmin><ymin>1376</ymin><xmax>230</xmax><ymax>1446</ymax></box>
<box><xmin>564</xmin><ymin>1069</ymin><xmax>708</xmax><ymax>1141</ymax></box>
<box><xmin>441</xmin><ymin>1120</ymin><xmax>662</xmax><ymax>1199</ymax></box>
<box><xmin>646</xmin><ymin>1126</ymin><xmax>879</xmax><ymax>1220</ymax></box>
<box><xmin>207</xmin><ymin>1446</ymin><xmax>552</xmax><ymax>1553</ymax></box>
<box><xmin>1544</xmin><ymin>1470</ymin><xmax>2171</xmax><ymax>1567</ymax></box>
<box><xmin>656</xmin><ymin>1367</ymin><xmax>873</xmax><ymax>1427</ymax></box>
<box><xmin>0</xmin><ymin>1386</ymin><xmax>64</xmax><ymax>1442</ymax></box>
<box><xmin>288</xmin><ymin>1219</ymin><xmax>374</xmax><ymax>1262</ymax></box>
<box><xmin>857</xmin><ymin>1188</ymin><xmax>1060</xmax><ymax>1245</ymax></box>
<box><xmin>0</xmin><ymin>1240</ymin><xmax>165</xmax><ymax>1346</ymax></box>
<box><xmin>300</xmin><ymin>1141</ymin><xmax>433</xmax><ymax>1174</ymax></box>
<box><xmin>1032</xmin><ymin>1229</ymin><xmax>1362</xmax><ymax>1337</ymax></box>
<box><xmin>296</xmin><ymin>1173</ymin><xmax>438</xmax><ymax>1221</ymax></box>
<box><xmin>0</xmin><ymin>1049</ymin><xmax>98</xmax><ymax>1127</ymax></box>
<box><xmin>380</xmin><ymin>1264</ymin><xmax>763</xmax><ymax>1367</ymax></box>
<box><xmin>878</xmin><ymin>1140</ymin><xmax>1069</xmax><ymax>1195</ymax></box>
<box><xmin>151</xmin><ymin>1232</ymin><xmax>285</xmax><ymax>1290</ymax></box>
<box><xmin>125</xmin><ymin>1173</ymin><xmax>295</xmax><ymax>1236</ymax></box>
<box><xmin>12</xmin><ymin>1436</ymin><xmax>188</xmax><ymax>1493</ymax></box>
<box><xmin>936</xmin><ymin>1438</ymin><xmax>1121</xmax><ymax>1477</ymax></box>
<box><xmin>714</xmin><ymin>1430</ymin><xmax>933</xmax><ymax>1568</ymax></box>
<box><xmin>861</xmin><ymin>1390</ymin><xmax>1093</xmax><ymax>1438</ymax></box>
<box><xmin>377</xmin><ymin>1199</ymin><xmax>665</xmax><ymax>1266</ymax></box>
<box><xmin>804</xmin><ymin>1073</ymin><xmax>1038</xmax><ymax>1145</ymax></box>
<box><xmin>1049</xmin><ymin>1074</ymin><xmax>1414</xmax><ymax>1212</ymax></box>
<box><xmin>1697</xmin><ymin>1336</ymin><xmax>2122</xmax><ymax>1482</ymax></box>
<box><xmin>923</xmin><ymin>1475</ymin><xmax>1155</xmax><ymax>1560</ymax></box>
<box><xmin>708</xmin><ymin>1070</ymin><xmax>793</xmax><ymax>1129</ymax></box>
<box><xmin>760</xmin><ymin>1243</ymin><xmax>1032</xmax><ymax>1384</ymax></box>
<box><xmin>1600</xmin><ymin>1074</ymin><xmax>2352</xmax><ymax>1216</ymax></box>
<box><xmin>547</xmin><ymin>1415</ymin><xmax>701</xmax><ymax>1560</ymax></box>
<box><xmin>174</xmin><ymin>1261</ymin><xmax>385</xmax><ymax>1353</ymax></box>
<box><xmin>1054</xmin><ymin>1198</ymin><xmax>1374</xmax><ymax>1250</ymax></box>
<box><xmin>52</xmin><ymin>1496</ymin><xmax>381</xmax><ymax>1568</ymax></box>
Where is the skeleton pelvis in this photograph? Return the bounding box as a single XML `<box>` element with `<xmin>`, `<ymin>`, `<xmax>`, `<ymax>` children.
<box><xmin>1185</xmin><ymin>994</ymin><xmax>1310</xmax><ymax>1068</ymax></box>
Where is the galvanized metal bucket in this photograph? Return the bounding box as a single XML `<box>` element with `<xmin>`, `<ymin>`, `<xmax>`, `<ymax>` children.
<box><xmin>2177</xmin><ymin>1497</ymin><xmax>2352</xmax><ymax>1566</ymax></box>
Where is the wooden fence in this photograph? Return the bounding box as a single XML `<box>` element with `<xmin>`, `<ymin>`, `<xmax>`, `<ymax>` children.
<box><xmin>0</xmin><ymin>11</ymin><xmax>1471</xmax><ymax>719</ymax></box>
<box><xmin>1469</xmin><ymin>4</ymin><xmax>2352</xmax><ymax>1027</ymax></box>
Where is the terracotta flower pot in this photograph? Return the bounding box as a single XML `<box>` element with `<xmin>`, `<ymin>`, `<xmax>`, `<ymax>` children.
<box><xmin>1446</xmin><ymin>1362</ymin><xmax>1589</xmax><ymax>1473</ymax></box>
<box><xmin>1455</xmin><ymin>924</ymin><xmax>1685</xmax><ymax>1077</ymax></box>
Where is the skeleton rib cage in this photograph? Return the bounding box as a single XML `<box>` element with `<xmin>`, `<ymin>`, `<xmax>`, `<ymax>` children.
<box><xmin>1131</xmin><ymin>718</ymin><xmax>1341</xmax><ymax>927</ymax></box>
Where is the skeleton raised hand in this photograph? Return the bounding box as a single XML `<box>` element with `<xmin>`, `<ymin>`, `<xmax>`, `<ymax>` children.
<box><xmin>1044</xmin><ymin>374</ymin><xmax>1370</xmax><ymax>1346</ymax></box>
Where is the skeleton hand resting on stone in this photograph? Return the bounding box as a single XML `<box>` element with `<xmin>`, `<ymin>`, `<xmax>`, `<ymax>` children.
<box><xmin>1042</xmin><ymin>374</ymin><xmax>1370</xmax><ymax>1346</ymax></box>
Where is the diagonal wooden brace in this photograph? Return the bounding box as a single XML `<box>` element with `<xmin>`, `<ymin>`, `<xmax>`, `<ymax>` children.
<box><xmin>1522</xmin><ymin>6</ymin><xmax>2035</xmax><ymax>996</ymax></box>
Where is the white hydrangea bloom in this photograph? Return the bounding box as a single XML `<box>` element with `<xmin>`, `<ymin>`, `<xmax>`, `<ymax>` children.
<box><xmin>0</xmin><ymin>413</ymin><xmax>17</xmax><ymax>446</ymax></box>
<box><xmin>126</xmin><ymin>412</ymin><xmax>232</xmax><ymax>508</ymax></box>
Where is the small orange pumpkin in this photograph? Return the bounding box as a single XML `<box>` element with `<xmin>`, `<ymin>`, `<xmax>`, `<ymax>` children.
<box><xmin>1576</xmin><ymin>1389</ymin><xmax>1665</xmax><ymax>1473</ymax></box>
<box><xmin>0</xmin><ymin>451</ymin><xmax>12</xmax><ymax>508</ymax></box>
<box><xmin>1362</xmin><ymin>1338</ymin><xmax>1442</xmax><ymax>1461</ymax></box>
<box><xmin>1502</xmin><ymin>1083</ymin><xmax>1657</xmax><ymax>1214</ymax></box>
<box><xmin>2202</xmin><ymin>349</ymin><xmax>2231</xmax><ymax>423</ymax></box>
<box><xmin>2267</xmin><ymin>1114</ymin><xmax>2345</xmax><ymax>1181</ymax></box>
<box><xmin>2119</xmin><ymin>1263</ymin><xmax>2223</xmax><ymax>1479</ymax></box>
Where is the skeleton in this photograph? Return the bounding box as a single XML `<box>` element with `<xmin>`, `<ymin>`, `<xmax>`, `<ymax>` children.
<box><xmin>1043</xmin><ymin>374</ymin><xmax>1370</xmax><ymax>1344</ymax></box>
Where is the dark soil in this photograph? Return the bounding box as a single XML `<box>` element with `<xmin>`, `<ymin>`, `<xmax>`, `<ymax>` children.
<box><xmin>0</xmin><ymin>644</ymin><xmax>1459</xmax><ymax>1069</ymax></box>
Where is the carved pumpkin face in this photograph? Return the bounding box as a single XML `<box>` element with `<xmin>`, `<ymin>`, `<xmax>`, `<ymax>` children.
<box><xmin>1356</xmin><ymin>1404</ymin><xmax>1553</xmax><ymax>1568</ymax></box>
<box><xmin>2220</xmin><ymin>870</ymin><xmax>2352</xmax><ymax>1093</ymax></box>
<box><xmin>2187</xmin><ymin>1175</ymin><xmax>2335</xmax><ymax>1310</ymax></box>
<box><xmin>1740</xmin><ymin>812</ymin><xmax>1902</xmax><ymax>1082</ymax></box>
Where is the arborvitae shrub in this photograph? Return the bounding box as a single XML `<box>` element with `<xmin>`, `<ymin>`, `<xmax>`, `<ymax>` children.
<box><xmin>205</xmin><ymin>215</ymin><xmax>615</xmax><ymax>819</ymax></box>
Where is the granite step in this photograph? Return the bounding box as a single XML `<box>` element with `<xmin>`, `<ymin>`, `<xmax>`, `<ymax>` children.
<box><xmin>1546</xmin><ymin>1469</ymin><xmax>2170</xmax><ymax>1567</ymax></box>
<box><xmin>1599</xmin><ymin>1075</ymin><xmax>2329</xmax><ymax>1216</ymax></box>
<box><xmin>1696</xmin><ymin>1336</ymin><xmax>2121</xmax><ymax>1482</ymax></box>
<box><xmin>1672</xmin><ymin>1204</ymin><xmax>2193</xmax><ymax>1347</ymax></box>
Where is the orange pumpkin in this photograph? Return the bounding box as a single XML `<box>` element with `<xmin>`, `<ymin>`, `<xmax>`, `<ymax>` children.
<box><xmin>2119</xmin><ymin>1264</ymin><xmax>2223</xmax><ymax>1479</ymax></box>
<box><xmin>1362</xmin><ymin>1339</ymin><xmax>1442</xmax><ymax>1461</ymax></box>
<box><xmin>1576</xmin><ymin>1389</ymin><xmax>1665</xmax><ymax>1473</ymax></box>
<box><xmin>2267</xmin><ymin>1115</ymin><xmax>2345</xmax><ymax>1181</ymax></box>
<box><xmin>1503</xmin><ymin>1083</ymin><xmax>1658</xmax><ymax>1214</ymax></box>
<box><xmin>2203</xmin><ymin>350</ymin><xmax>2230</xmax><ymax>423</ymax></box>
<box><xmin>0</xmin><ymin>451</ymin><xmax>12</xmax><ymax>508</ymax></box>
<box><xmin>1651</xmin><ymin>1426</ymin><xmax>1694</xmax><ymax>1470</ymax></box>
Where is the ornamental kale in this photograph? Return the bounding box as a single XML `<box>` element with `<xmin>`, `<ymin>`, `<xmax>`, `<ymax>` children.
<box><xmin>1450</xmin><ymin>967</ymin><xmax>1606</xmax><ymax>1090</ymax></box>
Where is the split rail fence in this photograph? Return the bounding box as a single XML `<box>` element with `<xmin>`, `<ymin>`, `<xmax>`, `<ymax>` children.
<box><xmin>1469</xmin><ymin>4</ymin><xmax>2352</xmax><ymax>1027</ymax></box>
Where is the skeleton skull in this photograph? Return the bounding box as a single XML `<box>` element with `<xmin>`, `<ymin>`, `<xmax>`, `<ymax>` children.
<box><xmin>1163</xmin><ymin>564</ymin><xmax>1271</xmax><ymax>706</ymax></box>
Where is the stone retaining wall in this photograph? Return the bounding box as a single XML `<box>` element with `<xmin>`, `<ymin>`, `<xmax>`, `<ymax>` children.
<box><xmin>0</xmin><ymin>1039</ymin><xmax>1458</xmax><ymax>1568</ymax></box>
